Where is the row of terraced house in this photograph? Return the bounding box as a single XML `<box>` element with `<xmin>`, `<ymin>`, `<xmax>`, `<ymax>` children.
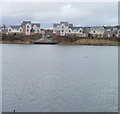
<box><xmin>0</xmin><ymin>21</ymin><xmax>120</xmax><ymax>38</ymax></box>
<box><xmin>0</xmin><ymin>21</ymin><xmax>44</xmax><ymax>35</ymax></box>
<box><xmin>53</xmin><ymin>22</ymin><xmax>120</xmax><ymax>38</ymax></box>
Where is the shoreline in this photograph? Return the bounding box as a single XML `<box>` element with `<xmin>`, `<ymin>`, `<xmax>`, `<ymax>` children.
<box><xmin>0</xmin><ymin>39</ymin><xmax>119</xmax><ymax>46</ymax></box>
<box><xmin>0</xmin><ymin>41</ymin><xmax>31</xmax><ymax>44</ymax></box>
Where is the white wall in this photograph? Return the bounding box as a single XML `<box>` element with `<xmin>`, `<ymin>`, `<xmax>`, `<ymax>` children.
<box><xmin>25</xmin><ymin>23</ymin><xmax>31</xmax><ymax>35</ymax></box>
<box><xmin>8</xmin><ymin>27</ymin><xmax>23</xmax><ymax>33</ymax></box>
<box><xmin>32</xmin><ymin>25</ymin><xmax>41</xmax><ymax>33</ymax></box>
<box><xmin>60</xmin><ymin>24</ymin><xmax>66</xmax><ymax>36</ymax></box>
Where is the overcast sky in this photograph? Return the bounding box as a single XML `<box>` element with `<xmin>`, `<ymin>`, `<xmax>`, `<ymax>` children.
<box><xmin>1</xmin><ymin>2</ymin><xmax>118</xmax><ymax>29</ymax></box>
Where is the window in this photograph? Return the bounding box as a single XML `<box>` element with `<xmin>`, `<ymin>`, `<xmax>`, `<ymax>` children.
<box><xmin>62</xmin><ymin>25</ymin><xmax>64</xmax><ymax>29</ymax></box>
<box><xmin>9</xmin><ymin>29</ymin><xmax>11</xmax><ymax>31</ymax></box>
<box><xmin>80</xmin><ymin>30</ymin><xmax>82</xmax><ymax>33</ymax></box>
<box><xmin>62</xmin><ymin>30</ymin><xmax>64</xmax><ymax>32</ymax></box>
<box><xmin>69</xmin><ymin>30</ymin><xmax>71</xmax><ymax>32</ymax></box>
<box><xmin>27</xmin><ymin>25</ymin><xmax>29</xmax><ymax>28</ymax></box>
<box><xmin>27</xmin><ymin>29</ymin><xmax>29</xmax><ymax>32</ymax></box>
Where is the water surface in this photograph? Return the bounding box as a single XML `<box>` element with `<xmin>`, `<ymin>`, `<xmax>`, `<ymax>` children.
<box><xmin>2</xmin><ymin>44</ymin><xmax>118</xmax><ymax>112</ymax></box>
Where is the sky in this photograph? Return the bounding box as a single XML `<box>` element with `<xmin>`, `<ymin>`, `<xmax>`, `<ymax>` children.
<box><xmin>0</xmin><ymin>1</ymin><xmax>119</xmax><ymax>29</ymax></box>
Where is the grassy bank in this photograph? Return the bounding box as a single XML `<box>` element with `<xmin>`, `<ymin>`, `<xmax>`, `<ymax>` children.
<box><xmin>0</xmin><ymin>39</ymin><xmax>119</xmax><ymax>46</ymax></box>
<box><xmin>59</xmin><ymin>39</ymin><xmax>119</xmax><ymax>46</ymax></box>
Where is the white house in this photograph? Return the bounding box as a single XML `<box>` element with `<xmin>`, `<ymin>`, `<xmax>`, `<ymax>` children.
<box><xmin>31</xmin><ymin>23</ymin><xmax>41</xmax><ymax>34</ymax></box>
<box><xmin>21</xmin><ymin>21</ymin><xmax>31</xmax><ymax>35</ymax></box>
<box><xmin>53</xmin><ymin>22</ymin><xmax>71</xmax><ymax>36</ymax></box>
<box><xmin>53</xmin><ymin>22</ymin><xmax>85</xmax><ymax>37</ymax></box>
<box><xmin>21</xmin><ymin>21</ymin><xmax>41</xmax><ymax>35</ymax></box>
<box><xmin>90</xmin><ymin>27</ymin><xmax>105</xmax><ymax>37</ymax></box>
<box><xmin>8</xmin><ymin>25</ymin><xmax>23</xmax><ymax>33</ymax></box>
<box><xmin>117</xmin><ymin>29</ymin><xmax>120</xmax><ymax>37</ymax></box>
<box><xmin>0</xmin><ymin>24</ymin><xmax>8</xmax><ymax>33</ymax></box>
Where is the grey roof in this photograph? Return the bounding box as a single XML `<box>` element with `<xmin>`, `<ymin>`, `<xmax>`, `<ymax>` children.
<box><xmin>69</xmin><ymin>26</ymin><xmax>91</xmax><ymax>33</ymax></box>
<box><xmin>21</xmin><ymin>21</ymin><xmax>31</xmax><ymax>26</ymax></box>
<box><xmin>70</xmin><ymin>27</ymin><xmax>81</xmax><ymax>31</ymax></box>
<box><xmin>60</xmin><ymin>22</ymin><xmax>69</xmax><ymax>26</ymax></box>
<box><xmin>104</xmin><ymin>26</ymin><xmax>116</xmax><ymax>31</ymax></box>
<box><xmin>91</xmin><ymin>27</ymin><xmax>105</xmax><ymax>31</ymax></box>
<box><xmin>105</xmin><ymin>31</ymin><xmax>112</xmax><ymax>34</ymax></box>
<box><xmin>9</xmin><ymin>25</ymin><xmax>21</xmax><ymax>29</ymax></box>
<box><xmin>53</xmin><ymin>24</ymin><xmax>60</xmax><ymax>27</ymax></box>
<box><xmin>32</xmin><ymin>23</ymin><xmax>40</xmax><ymax>27</ymax></box>
<box><xmin>81</xmin><ymin>27</ymin><xmax>91</xmax><ymax>34</ymax></box>
<box><xmin>69</xmin><ymin>24</ymin><xmax>73</xmax><ymax>27</ymax></box>
<box><xmin>104</xmin><ymin>30</ymin><xmax>118</xmax><ymax>34</ymax></box>
<box><xmin>54</xmin><ymin>23</ymin><xmax>73</xmax><ymax>27</ymax></box>
<box><xmin>0</xmin><ymin>24</ymin><xmax>7</xmax><ymax>29</ymax></box>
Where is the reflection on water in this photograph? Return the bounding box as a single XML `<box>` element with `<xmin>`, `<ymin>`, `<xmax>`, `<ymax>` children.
<box><xmin>2</xmin><ymin>44</ymin><xmax>118</xmax><ymax>112</ymax></box>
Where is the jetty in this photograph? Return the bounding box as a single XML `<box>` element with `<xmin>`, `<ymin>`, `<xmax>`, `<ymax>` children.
<box><xmin>33</xmin><ymin>35</ymin><xmax>58</xmax><ymax>45</ymax></box>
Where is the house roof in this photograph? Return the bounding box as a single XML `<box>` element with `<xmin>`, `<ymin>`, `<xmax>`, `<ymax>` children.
<box><xmin>79</xmin><ymin>27</ymin><xmax>91</xmax><ymax>34</ymax></box>
<box><xmin>53</xmin><ymin>24</ymin><xmax>60</xmax><ymax>27</ymax></box>
<box><xmin>32</xmin><ymin>23</ymin><xmax>40</xmax><ymax>27</ymax></box>
<box><xmin>105</xmin><ymin>30</ymin><xmax>118</xmax><ymax>34</ymax></box>
<box><xmin>60</xmin><ymin>22</ymin><xmax>69</xmax><ymax>26</ymax></box>
<box><xmin>90</xmin><ymin>27</ymin><xmax>105</xmax><ymax>31</ymax></box>
<box><xmin>9</xmin><ymin>25</ymin><xmax>21</xmax><ymax>29</ymax></box>
<box><xmin>69</xmin><ymin>24</ymin><xmax>73</xmax><ymax>27</ymax></box>
<box><xmin>21</xmin><ymin>21</ymin><xmax>31</xmax><ymax>26</ymax></box>
<box><xmin>70</xmin><ymin>27</ymin><xmax>81</xmax><ymax>31</ymax></box>
<box><xmin>0</xmin><ymin>24</ymin><xmax>7</xmax><ymax>29</ymax></box>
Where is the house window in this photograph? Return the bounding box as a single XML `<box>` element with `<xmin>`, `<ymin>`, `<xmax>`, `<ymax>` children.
<box><xmin>69</xmin><ymin>30</ymin><xmax>71</xmax><ymax>32</ymax></box>
<box><xmin>27</xmin><ymin>25</ymin><xmax>29</xmax><ymax>28</ymax></box>
<box><xmin>27</xmin><ymin>29</ymin><xmax>29</xmax><ymax>32</ymax></box>
<box><xmin>80</xmin><ymin>30</ymin><xmax>82</xmax><ymax>33</ymax></box>
<box><xmin>62</xmin><ymin>30</ymin><xmax>64</xmax><ymax>32</ymax></box>
<box><xmin>93</xmin><ymin>30</ymin><xmax>96</xmax><ymax>33</ymax></box>
<box><xmin>20</xmin><ymin>29</ymin><xmax>22</xmax><ymax>32</ymax></box>
<box><xmin>62</xmin><ymin>25</ymin><xmax>64</xmax><ymax>29</ymax></box>
<box><xmin>9</xmin><ymin>29</ymin><xmax>11</xmax><ymax>31</ymax></box>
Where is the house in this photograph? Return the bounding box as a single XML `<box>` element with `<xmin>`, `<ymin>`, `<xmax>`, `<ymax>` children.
<box><xmin>90</xmin><ymin>26</ymin><xmax>105</xmax><ymax>38</ymax></box>
<box><xmin>117</xmin><ymin>29</ymin><xmax>120</xmax><ymax>37</ymax></box>
<box><xmin>53</xmin><ymin>22</ymin><xmax>120</xmax><ymax>38</ymax></box>
<box><xmin>21</xmin><ymin>21</ymin><xmax>31</xmax><ymax>35</ymax></box>
<box><xmin>31</xmin><ymin>23</ymin><xmax>41</xmax><ymax>33</ymax></box>
<box><xmin>104</xmin><ymin>26</ymin><xmax>120</xmax><ymax>38</ymax></box>
<box><xmin>7</xmin><ymin>21</ymin><xmax>41</xmax><ymax>35</ymax></box>
<box><xmin>8</xmin><ymin>25</ymin><xmax>23</xmax><ymax>33</ymax></box>
<box><xmin>21</xmin><ymin>21</ymin><xmax>41</xmax><ymax>35</ymax></box>
<box><xmin>0</xmin><ymin>24</ymin><xmax>8</xmax><ymax>33</ymax></box>
<box><xmin>53</xmin><ymin>22</ymin><xmax>85</xmax><ymax>37</ymax></box>
<box><xmin>53</xmin><ymin>22</ymin><xmax>71</xmax><ymax>36</ymax></box>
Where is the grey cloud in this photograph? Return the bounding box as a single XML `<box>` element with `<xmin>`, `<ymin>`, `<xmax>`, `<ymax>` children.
<box><xmin>2</xmin><ymin>2</ymin><xmax>118</xmax><ymax>28</ymax></box>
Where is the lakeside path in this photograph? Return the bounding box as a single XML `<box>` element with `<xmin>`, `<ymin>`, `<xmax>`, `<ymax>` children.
<box><xmin>0</xmin><ymin>39</ymin><xmax>119</xmax><ymax>46</ymax></box>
